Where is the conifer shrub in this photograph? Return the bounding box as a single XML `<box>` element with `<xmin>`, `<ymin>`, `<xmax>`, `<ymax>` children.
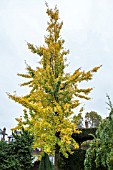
<box><xmin>39</xmin><ymin>153</ymin><xmax>53</xmax><ymax>170</ymax></box>
<box><xmin>0</xmin><ymin>128</ymin><xmax>34</xmax><ymax>170</ymax></box>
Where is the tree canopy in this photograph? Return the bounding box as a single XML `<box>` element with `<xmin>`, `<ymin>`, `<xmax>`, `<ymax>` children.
<box><xmin>7</xmin><ymin>4</ymin><xmax>100</xmax><ymax>170</ymax></box>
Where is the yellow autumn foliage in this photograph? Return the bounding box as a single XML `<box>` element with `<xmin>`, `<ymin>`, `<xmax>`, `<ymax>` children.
<box><xmin>7</xmin><ymin>4</ymin><xmax>101</xmax><ymax>160</ymax></box>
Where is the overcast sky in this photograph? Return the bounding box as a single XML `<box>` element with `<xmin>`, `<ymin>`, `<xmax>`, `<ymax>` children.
<box><xmin>0</xmin><ymin>0</ymin><xmax>113</xmax><ymax>135</ymax></box>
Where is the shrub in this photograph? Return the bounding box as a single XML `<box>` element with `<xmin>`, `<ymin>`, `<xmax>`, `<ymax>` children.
<box><xmin>0</xmin><ymin>128</ymin><xmax>34</xmax><ymax>170</ymax></box>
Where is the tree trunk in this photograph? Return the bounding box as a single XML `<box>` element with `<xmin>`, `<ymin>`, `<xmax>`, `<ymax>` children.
<box><xmin>54</xmin><ymin>144</ymin><xmax>60</xmax><ymax>170</ymax></box>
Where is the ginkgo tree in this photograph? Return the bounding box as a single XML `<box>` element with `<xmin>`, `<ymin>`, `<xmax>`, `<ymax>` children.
<box><xmin>7</xmin><ymin>4</ymin><xmax>100</xmax><ymax>170</ymax></box>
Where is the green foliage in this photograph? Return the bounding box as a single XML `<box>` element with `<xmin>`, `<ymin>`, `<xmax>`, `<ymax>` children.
<box><xmin>0</xmin><ymin>128</ymin><xmax>33</xmax><ymax>170</ymax></box>
<box><xmin>0</xmin><ymin>141</ymin><xmax>20</xmax><ymax>170</ymax></box>
<box><xmin>84</xmin><ymin>97</ymin><xmax>113</xmax><ymax>170</ymax></box>
<box><xmin>39</xmin><ymin>153</ymin><xmax>53</xmax><ymax>170</ymax></box>
<box><xmin>85</xmin><ymin>111</ymin><xmax>102</xmax><ymax>127</ymax></box>
<box><xmin>12</xmin><ymin>128</ymin><xmax>34</xmax><ymax>170</ymax></box>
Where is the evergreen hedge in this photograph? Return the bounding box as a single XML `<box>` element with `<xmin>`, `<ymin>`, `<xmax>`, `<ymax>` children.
<box><xmin>60</xmin><ymin>149</ymin><xmax>86</xmax><ymax>170</ymax></box>
<box><xmin>60</xmin><ymin>149</ymin><xmax>106</xmax><ymax>170</ymax></box>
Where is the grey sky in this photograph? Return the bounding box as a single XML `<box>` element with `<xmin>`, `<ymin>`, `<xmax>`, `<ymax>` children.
<box><xmin>0</xmin><ymin>0</ymin><xmax>113</xmax><ymax>135</ymax></box>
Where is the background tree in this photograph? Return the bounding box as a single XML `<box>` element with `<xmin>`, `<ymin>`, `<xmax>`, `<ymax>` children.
<box><xmin>85</xmin><ymin>111</ymin><xmax>102</xmax><ymax>127</ymax></box>
<box><xmin>7</xmin><ymin>4</ymin><xmax>100</xmax><ymax>170</ymax></box>
<box><xmin>84</xmin><ymin>97</ymin><xmax>113</xmax><ymax>170</ymax></box>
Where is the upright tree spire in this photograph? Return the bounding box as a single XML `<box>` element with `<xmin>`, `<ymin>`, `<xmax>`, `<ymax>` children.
<box><xmin>7</xmin><ymin>5</ymin><xmax>101</xmax><ymax>170</ymax></box>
